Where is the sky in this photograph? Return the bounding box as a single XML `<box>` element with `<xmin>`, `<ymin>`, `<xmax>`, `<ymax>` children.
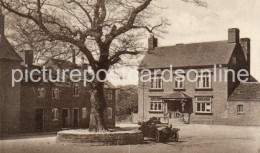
<box><xmin>109</xmin><ymin>0</ymin><xmax>260</xmax><ymax>86</ymax></box>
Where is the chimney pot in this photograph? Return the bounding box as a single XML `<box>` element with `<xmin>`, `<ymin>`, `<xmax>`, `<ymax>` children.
<box><xmin>0</xmin><ymin>7</ymin><xmax>4</xmax><ymax>35</ymax></box>
<box><xmin>240</xmin><ymin>38</ymin><xmax>250</xmax><ymax>61</ymax></box>
<box><xmin>70</xmin><ymin>45</ymin><xmax>76</xmax><ymax>64</ymax></box>
<box><xmin>148</xmin><ymin>34</ymin><xmax>158</xmax><ymax>50</ymax></box>
<box><xmin>228</xmin><ymin>28</ymin><xmax>240</xmax><ymax>43</ymax></box>
<box><xmin>22</xmin><ymin>45</ymin><xmax>33</xmax><ymax>66</ymax></box>
<box><xmin>240</xmin><ymin>38</ymin><xmax>251</xmax><ymax>80</ymax></box>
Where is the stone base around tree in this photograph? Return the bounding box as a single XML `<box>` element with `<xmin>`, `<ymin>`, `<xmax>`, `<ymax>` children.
<box><xmin>56</xmin><ymin>129</ymin><xmax>143</xmax><ymax>146</ymax></box>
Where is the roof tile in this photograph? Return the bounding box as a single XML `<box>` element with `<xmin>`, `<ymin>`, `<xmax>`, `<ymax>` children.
<box><xmin>228</xmin><ymin>83</ymin><xmax>260</xmax><ymax>101</ymax></box>
<box><xmin>0</xmin><ymin>36</ymin><xmax>22</xmax><ymax>61</ymax></box>
<box><xmin>139</xmin><ymin>40</ymin><xmax>236</xmax><ymax>69</ymax></box>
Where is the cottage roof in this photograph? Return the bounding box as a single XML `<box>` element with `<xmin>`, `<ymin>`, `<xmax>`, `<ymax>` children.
<box><xmin>0</xmin><ymin>33</ymin><xmax>22</xmax><ymax>61</ymax></box>
<box><xmin>228</xmin><ymin>83</ymin><xmax>260</xmax><ymax>102</ymax></box>
<box><xmin>139</xmin><ymin>40</ymin><xmax>237</xmax><ymax>69</ymax></box>
<box><xmin>46</xmin><ymin>58</ymin><xmax>78</xmax><ymax>69</ymax></box>
<box><xmin>0</xmin><ymin>8</ymin><xmax>22</xmax><ymax>61</ymax></box>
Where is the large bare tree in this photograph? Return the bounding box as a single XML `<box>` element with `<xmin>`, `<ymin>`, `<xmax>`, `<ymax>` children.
<box><xmin>0</xmin><ymin>0</ymin><xmax>206</xmax><ymax>132</ymax></box>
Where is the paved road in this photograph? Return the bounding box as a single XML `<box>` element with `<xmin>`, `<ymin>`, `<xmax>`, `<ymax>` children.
<box><xmin>1</xmin><ymin>124</ymin><xmax>260</xmax><ymax>153</ymax></box>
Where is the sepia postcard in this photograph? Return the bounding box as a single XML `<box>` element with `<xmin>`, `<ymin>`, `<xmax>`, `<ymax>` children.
<box><xmin>0</xmin><ymin>0</ymin><xmax>259</xmax><ymax>153</ymax></box>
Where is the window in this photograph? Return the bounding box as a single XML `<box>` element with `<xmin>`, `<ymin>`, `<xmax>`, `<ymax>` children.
<box><xmin>108</xmin><ymin>90</ymin><xmax>113</xmax><ymax>100</ymax></box>
<box><xmin>107</xmin><ymin>107</ymin><xmax>112</xmax><ymax>119</ymax></box>
<box><xmin>237</xmin><ymin>105</ymin><xmax>244</xmax><ymax>114</ymax></box>
<box><xmin>82</xmin><ymin>107</ymin><xmax>87</xmax><ymax>118</ymax></box>
<box><xmin>174</xmin><ymin>76</ymin><xmax>184</xmax><ymax>89</ymax></box>
<box><xmin>150</xmin><ymin>97</ymin><xmax>163</xmax><ymax>112</ymax></box>
<box><xmin>52</xmin><ymin>108</ymin><xmax>59</xmax><ymax>120</ymax></box>
<box><xmin>52</xmin><ymin>88</ymin><xmax>60</xmax><ymax>99</ymax></box>
<box><xmin>196</xmin><ymin>97</ymin><xmax>212</xmax><ymax>113</ymax></box>
<box><xmin>151</xmin><ymin>76</ymin><xmax>162</xmax><ymax>89</ymax></box>
<box><xmin>197</xmin><ymin>73</ymin><xmax>211</xmax><ymax>89</ymax></box>
<box><xmin>38</xmin><ymin>87</ymin><xmax>45</xmax><ymax>98</ymax></box>
<box><xmin>73</xmin><ymin>83</ymin><xmax>79</xmax><ymax>96</ymax></box>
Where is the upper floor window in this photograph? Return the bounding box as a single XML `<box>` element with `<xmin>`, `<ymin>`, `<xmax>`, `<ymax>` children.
<box><xmin>150</xmin><ymin>97</ymin><xmax>163</xmax><ymax>112</ymax></box>
<box><xmin>107</xmin><ymin>90</ymin><xmax>113</xmax><ymax>100</ymax></box>
<box><xmin>107</xmin><ymin>107</ymin><xmax>113</xmax><ymax>119</ymax></box>
<box><xmin>52</xmin><ymin>88</ymin><xmax>60</xmax><ymax>99</ymax></box>
<box><xmin>197</xmin><ymin>73</ymin><xmax>211</xmax><ymax>89</ymax></box>
<box><xmin>151</xmin><ymin>76</ymin><xmax>162</xmax><ymax>89</ymax></box>
<box><xmin>237</xmin><ymin>105</ymin><xmax>244</xmax><ymax>114</ymax></box>
<box><xmin>174</xmin><ymin>76</ymin><xmax>184</xmax><ymax>89</ymax></box>
<box><xmin>52</xmin><ymin>108</ymin><xmax>59</xmax><ymax>121</ymax></box>
<box><xmin>38</xmin><ymin>87</ymin><xmax>46</xmax><ymax>98</ymax></box>
<box><xmin>73</xmin><ymin>83</ymin><xmax>79</xmax><ymax>96</ymax></box>
<box><xmin>196</xmin><ymin>97</ymin><xmax>212</xmax><ymax>113</ymax></box>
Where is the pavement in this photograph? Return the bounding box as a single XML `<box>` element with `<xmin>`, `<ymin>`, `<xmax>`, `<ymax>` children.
<box><xmin>0</xmin><ymin>124</ymin><xmax>259</xmax><ymax>153</ymax></box>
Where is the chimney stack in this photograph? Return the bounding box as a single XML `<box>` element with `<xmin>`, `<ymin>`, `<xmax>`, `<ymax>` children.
<box><xmin>240</xmin><ymin>38</ymin><xmax>251</xmax><ymax>78</ymax></box>
<box><xmin>228</xmin><ymin>28</ymin><xmax>240</xmax><ymax>43</ymax></box>
<box><xmin>23</xmin><ymin>44</ymin><xmax>33</xmax><ymax>66</ymax></box>
<box><xmin>81</xmin><ymin>56</ymin><xmax>84</xmax><ymax>65</ymax></box>
<box><xmin>81</xmin><ymin>56</ymin><xmax>89</xmax><ymax>70</ymax></box>
<box><xmin>0</xmin><ymin>7</ymin><xmax>4</xmax><ymax>35</ymax></box>
<box><xmin>148</xmin><ymin>34</ymin><xmax>158</xmax><ymax>50</ymax></box>
<box><xmin>70</xmin><ymin>45</ymin><xmax>76</xmax><ymax>64</ymax></box>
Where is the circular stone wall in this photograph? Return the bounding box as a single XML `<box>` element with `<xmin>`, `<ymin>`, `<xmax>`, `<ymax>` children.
<box><xmin>56</xmin><ymin>130</ymin><xmax>143</xmax><ymax>146</ymax></box>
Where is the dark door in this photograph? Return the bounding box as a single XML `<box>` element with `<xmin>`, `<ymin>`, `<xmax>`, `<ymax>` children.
<box><xmin>35</xmin><ymin>108</ymin><xmax>44</xmax><ymax>132</ymax></box>
<box><xmin>62</xmin><ymin>109</ymin><xmax>69</xmax><ymax>128</ymax></box>
<box><xmin>73</xmin><ymin>109</ymin><xmax>79</xmax><ymax>128</ymax></box>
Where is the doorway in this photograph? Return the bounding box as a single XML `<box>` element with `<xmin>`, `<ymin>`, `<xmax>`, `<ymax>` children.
<box><xmin>62</xmin><ymin>109</ymin><xmax>69</xmax><ymax>129</ymax></box>
<box><xmin>35</xmin><ymin>108</ymin><xmax>44</xmax><ymax>132</ymax></box>
<box><xmin>73</xmin><ymin>108</ymin><xmax>79</xmax><ymax>129</ymax></box>
<box><xmin>165</xmin><ymin>99</ymin><xmax>193</xmax><ymax>124</ymax></box>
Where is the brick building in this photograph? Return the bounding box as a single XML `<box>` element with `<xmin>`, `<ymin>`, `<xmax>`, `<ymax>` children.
<box><xmin>0</xmin><ymin>8</ymin><xmax>23</xmax><ymax>136</ymax></box>
<box><xmin>0</xmin><ymin>11</ymin><xmax>116</xmax><ymax>137</ymax></box>
<box><xmin>138</xmin><ymin>28</ymin><xmax>260</xmax><ymax>126</ymax></box>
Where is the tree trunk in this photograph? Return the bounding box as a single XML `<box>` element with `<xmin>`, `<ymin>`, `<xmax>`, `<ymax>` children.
<box><xmin>88</xmin><ymin>81</ymin><xmax>107</xmax><ymax>132</ymax></box>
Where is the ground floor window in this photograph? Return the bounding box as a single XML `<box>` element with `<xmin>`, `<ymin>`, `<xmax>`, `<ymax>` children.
<box><xmin>150</xmin><ymin>97</ymin><xmax>163</xmax><ymax>112</ymax></box>
<box><xmin>107</xmin><ymin>107</ymin><xmax>112</xmax><ymax>119</ymax></box>
<box><xmin>237</xmin><ymin>105</ymin><xmax>244</xmax><ymax>114</ymax></box>
<box><xmin>52</xmin><ymin>108</ymin><xmax>59</xmax><ymax>121</ymax></box>
<box><xmin>196</xmin><ymin>97</ymin><xmax>212</xmax><ymax>113</ymax></box>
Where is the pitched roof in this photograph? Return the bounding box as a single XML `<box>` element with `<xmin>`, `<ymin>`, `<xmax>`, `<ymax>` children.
<box><xmin>139</xmin><ymin>40</ymin><xmax>236</xmax><ymax>69</ymax></box>
<box><xmin>0</xmin><ymin>35</ymin><xmax>22</xmax><ymax>61</ymax></box>
<box><xmin>105</xmin><ymin>81</ymin><xmax>116</xmax><ymax>89</ymax></box>
<box><xmin>0</xmin><ymin>8</ymin><xmax>22</xmax><ymax>61</ymax></box>
<box><xmin>250</xmin><ymin>75</ymin><xmax>259</xmax><ymax>82</ymax></box>
<box><xmin>48</xmin><ymin>58</ymin><xmax>78</xmax><ymax>69</ymax></box>
<box><xmin>228</xmin><ymin>83</ymin><xmax>260</xmax><ymax>102</ymax></box>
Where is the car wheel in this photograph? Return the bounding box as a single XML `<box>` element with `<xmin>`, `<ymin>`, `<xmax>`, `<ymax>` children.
<box><xmin>155</xmin><ymin>130</ymin><xmax>160</xmax><ymax>142</ymax></box>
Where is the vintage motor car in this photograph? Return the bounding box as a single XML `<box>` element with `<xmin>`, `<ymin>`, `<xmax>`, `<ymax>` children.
<box><xmin>139</xmin><ymin>117</ymin><xmax>180</xmax><ymax>142</ymax></box>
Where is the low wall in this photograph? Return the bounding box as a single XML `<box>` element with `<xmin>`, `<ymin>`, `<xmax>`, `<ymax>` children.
<box><xmin>56</xmin><ymin>130</ymin><xmax>143</xmax><ymax>146</ymax></box>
